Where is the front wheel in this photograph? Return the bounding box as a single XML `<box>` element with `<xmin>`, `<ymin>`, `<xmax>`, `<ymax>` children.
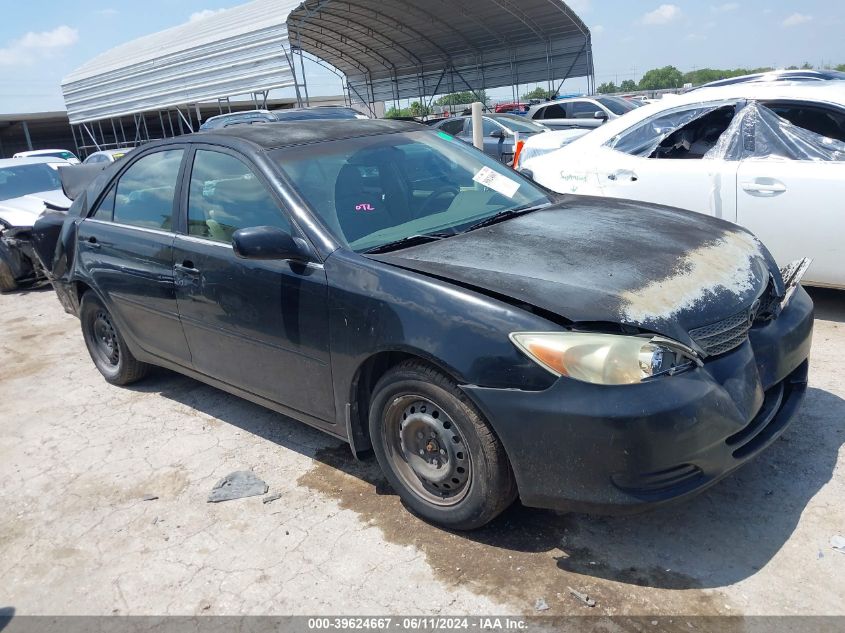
<box><xmin>369</xmin><ymin>361</ymin><xmax>517</xmax><ymax>530</ymax></box>
<box><xmin>80</xmin><ymin>292</ymin><xmax>150</xmax><ymax>385</ymax></box>
<box><xmin>0</xmin><ymin>258</ymin><xmax>18</xmax><ymax>292</ymax></box>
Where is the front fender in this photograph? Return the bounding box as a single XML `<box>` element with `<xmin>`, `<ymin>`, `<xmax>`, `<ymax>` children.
<box><xmin>325</xmin><ymin>250</ymin><xmax>559</xmax><ymax>440</ymax></box>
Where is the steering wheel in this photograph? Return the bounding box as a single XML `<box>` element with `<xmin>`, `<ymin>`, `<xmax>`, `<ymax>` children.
<box><xmin>416</xmin><ymin>186</ymin><xmax>460</xmax><ymax>218</ymax></box>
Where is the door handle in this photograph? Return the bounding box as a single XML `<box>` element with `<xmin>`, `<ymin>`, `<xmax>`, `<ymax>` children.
<box><xmin>174</xmin><ymin>261</ymin><xmax>200</xmax><ymax>275</ymax></box>
<box><xmin>741</xmin><ymin>180</ymin><xmax>787</xmax><ymax>195</ymax></box>
<box><xmin>607</xmin><ymin>169</ymin><xmax>638</xmax><ymax>182</ymax></box>
<box><xmin>86</xmin><ymin>236</ymin><xmax>101</xmax><ymax>249</ymax></box>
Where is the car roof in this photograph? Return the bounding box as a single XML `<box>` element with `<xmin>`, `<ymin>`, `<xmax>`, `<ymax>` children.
<box><xmin>205</xmin><ymin>109</ymin><xmax>272</xmax><ymax>121</ymax></box>
<box><xmin>531</xmin><ymin>96</ymin><xmax>593</xmax><ymax>106</ymax></box>
<box><xmin>14</xmin><ymin>149</ymin><xmax>72</xmax><ymax>155</ymax></box>
<box><xmin>192</xmin><ymin>119</ymin><xmax>425</xmax><ymax>150</ymax></box>
<box><xmin>273</xmin><ymin>105</ymin><xmax>357</xmax><ymax>113</ymax></box>
<box><xmin>0</xmin><ymin>157</ymin><xmax>67</xmax><ymax>167</ymax></box>
<box><xmin>700</xmin><ymin>69</ymin><xmax>845</xmax><ymax>87</ymax></box>
<box><xmin>564</xmin><ymin>81</ymin><xmax>845</xmax><ymax>148</ymax></box>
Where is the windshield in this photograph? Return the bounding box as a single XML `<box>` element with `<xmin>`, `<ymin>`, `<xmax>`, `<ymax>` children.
<box><xmin>0</xmin><ymin>163</ymin><xmax>62</xmax><ymax>201</ymax></box>
<box><xmin>273</xmin><ymin>130</ymin><xmax>550</xmax><ymax>253</ymax></box>
<box><xmin>493</xmin><ymin>114</ymin><xmax>547</xmax><ymax>133</ymax></box>
<box><xmin>596</xmin><ymin>97</ymin><xmax>637</xmax><ymax>115</ymax></box>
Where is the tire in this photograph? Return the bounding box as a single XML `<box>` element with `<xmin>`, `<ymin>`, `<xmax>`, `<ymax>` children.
<box><xmin>368</xmin><ymin>360</ymin><xmax>517</xmax><ymax>530</ymax></box>
<box><xmin>0</xmin><ymin>258</ymin><xmax>18</xmax><ymax>292</ymax></box>
<box><xmin>80</xmin><ymin>292</ymin><xmax>150</xmax><ymax>385</ymax></box>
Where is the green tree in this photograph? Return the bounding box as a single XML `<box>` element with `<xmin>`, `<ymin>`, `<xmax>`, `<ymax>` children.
<box><xmin>638</xmin><ymin>65</ymin><xmax>684</xmax><ymax>90</ymax></box>
<box><xmin>596</xmin><ymin>81</ymin><xmax>617</xmax><ymax>94</ymax></box>
<box><xmin>619</xmin><ymin>79</ymin><xmax>638</xmax><ymax>92</ymax></box>
<box><xmin>409</xmin><ymin>101</ymin><xmax>432</xmax><ymax>117</ymax></box>
<box><xmin>522</xmin><ymin>86</ymin><xmax>554</xmax><ymax>100</ymax></box>
<box><xmin>435</xmin><ymin>91</ymin><xmax>487</xmax><ymax>106</ymax></box>
<box><xmin>836</xmin><ymin>64</ymin><xmax>845</xmax><ymax>72</ymax></box>
<box><xmin>385</xmin><ymin>106</ymin><xmax>410</xmax><ymax>118</ymax></box>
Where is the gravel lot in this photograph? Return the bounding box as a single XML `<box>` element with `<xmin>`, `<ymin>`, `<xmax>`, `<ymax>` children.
<box><xmin>1</xmin><ymin>286</ymin><xmax>843</xmax><ymax>617</ymax></box>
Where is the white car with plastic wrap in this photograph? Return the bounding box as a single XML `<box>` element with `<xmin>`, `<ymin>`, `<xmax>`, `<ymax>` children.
<box><xmin>0</xmin><ymin>157</ymin><xmax>72</xmax><ymax>291</ymax></box>
<box><xmin>514</xmin><ymin>128</ymin><xmax>590</xmax><ymax>169</ymax></box>
<box><xmin>525</xmin><ymin>83</ymin><xmax>845</xmax><ymax>288</ymax></box>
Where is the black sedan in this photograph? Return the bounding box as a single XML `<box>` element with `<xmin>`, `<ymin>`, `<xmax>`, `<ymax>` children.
<box><xmin>34</xmin><ymin>120</ymin><xmax>813</xmax><ymax>529</ymax></box>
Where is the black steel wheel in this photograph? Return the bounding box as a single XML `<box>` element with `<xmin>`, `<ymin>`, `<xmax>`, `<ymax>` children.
<box><xmin>384</xmin><ymin>395</ymin><xmax>472</xmax><ymax>506</ymax></box>
<box><xmin>369</xmin><ymin>361</ymin><xmax>517</xmax><ymax>530</ymax></box>
<box><xmin>80</xmin><ymin>292</ymin><xmax>150</xmax><ymax>385</ymax></box>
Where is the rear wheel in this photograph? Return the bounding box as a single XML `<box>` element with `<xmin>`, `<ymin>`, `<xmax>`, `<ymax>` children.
<box><xmin>80</xmin><ymin>292</ymin><xmax>150</xmax><ymax>385</ymax></box>
<box><xmin>369</xmin><ymin>361</ymin><xmax>516</xmax><ymax>530</ymax></box>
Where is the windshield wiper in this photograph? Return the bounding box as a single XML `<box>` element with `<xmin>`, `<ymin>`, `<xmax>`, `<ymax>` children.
<box><xmin>362</xmin><ymin>232</ymin><xmax>452</xmax><ymax>255</ymax></box>
<box><xmin>461</xmin><ymin>202</ymin><xmax>550</xmax><ymax>233</ymax></box>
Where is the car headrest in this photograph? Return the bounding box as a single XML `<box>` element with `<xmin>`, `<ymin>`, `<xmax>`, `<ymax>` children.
<box><xmin>335</xmin><ymin>165</ymin><xmax>370</xmax><ymax>197</ymax></box>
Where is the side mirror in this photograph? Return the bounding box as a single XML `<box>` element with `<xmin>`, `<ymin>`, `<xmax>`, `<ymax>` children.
<box><xmin>232</xmin><ymin>226</ymin><xmax>313</xmax><ymax>263</ymax></box>
<box><xmin>594</xmin><ymin>110</ymin><xmax>609</xmax><ymax>121</ymax></box>
<box><xmin>489</xmin><ymin>129</ymin><xmax>505</xmax><ymax>138</ymax></box>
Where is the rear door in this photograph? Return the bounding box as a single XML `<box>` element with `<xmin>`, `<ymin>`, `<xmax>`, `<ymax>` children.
<box><xmin>172</xmin><ymin>146</ymin><xmax>335</xmax><ymax>423</ymax></box>
<box><xmin>736</xmin><ymin>159</ymin><xmax>845</xmax><ymax>286</ymax></box>
<box><xmin>76</xmin><ymin>147</ymin><xmax>191</xmax><ymax>364</ymax></box>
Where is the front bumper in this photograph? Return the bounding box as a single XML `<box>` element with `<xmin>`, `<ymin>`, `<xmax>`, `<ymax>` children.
<box><xmin>462</xmin><ymin>287</ymin><xmax>814</xmax><ymax>513</ymax></box>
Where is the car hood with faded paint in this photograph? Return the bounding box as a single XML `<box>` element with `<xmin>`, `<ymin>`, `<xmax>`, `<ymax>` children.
<box><xmin>371</xmin><ymin>197</ymin><xmax>780</xmax><ymax>349</ymax></box>
<box><xmin>0</xmin><ymin>190</ymin><xmax>72</xmax><ymax>228</ymax></box>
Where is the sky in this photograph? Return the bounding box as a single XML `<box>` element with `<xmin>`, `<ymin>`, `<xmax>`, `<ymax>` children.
<box><xmin>0</xmin><ymin>0</ymin><xmax>843</xmax><ymax>114</ymax></box>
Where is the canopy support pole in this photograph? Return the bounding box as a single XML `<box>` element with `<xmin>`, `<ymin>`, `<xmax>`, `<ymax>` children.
<box><xmin>82</xmin><ymin>123</ymin><xmax>102</xmax><ymax>152</ymax></box>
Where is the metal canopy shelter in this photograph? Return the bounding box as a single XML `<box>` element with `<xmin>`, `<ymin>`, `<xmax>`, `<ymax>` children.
<box><xmin>61</xmin><ymin>0</ymin><xmax>592</xmax><ymax>155</ymax></box>
<box><xmin>289</xmin><ymin>0</ymin><xmax>594</xmax><ymax>114</ymax></box>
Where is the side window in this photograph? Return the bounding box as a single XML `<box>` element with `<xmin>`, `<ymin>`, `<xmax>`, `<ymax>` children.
<box><xmin>113</xmin><ymin>149</ymin><xmax>184</xmax><ymax>230</ymax></box>
<box><xmin>541</xmin><ymin>104</ymin><xmax>567</xmax><ymax>119</ymax></box>
<box><xmin>92</xmin><ymin>186</ymin><xmax>116</xmax><ymax>221</ymax></box>
<box><xmin>188</xmin><ymin>149</ymin><xmax>291</xmax><ymax>242</ymax></box>
<box><xmin>607</xmin><ymin>104</ymin><xmax>736</xmax><ymax>158</ymax></box>
<box><xmin>439</xmin><ymin>119</ymin><xmax>466</xmax><ymax>136</ymax></box>
<box><xmin>482</xmin><ymin>118</ymin><xmax>503</xmax><ymax>136</ymax></box>
<box><xmin>571</xmin><ymin>101</ymin><xmax>599</xmax><ymax>118</ymax></box>
<box><xmin>763</xmin><ymin>102</ymin><xmax>845</xmax><ymax>142</ymax></box>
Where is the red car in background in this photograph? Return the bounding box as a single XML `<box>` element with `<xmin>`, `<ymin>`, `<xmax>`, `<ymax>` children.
<box><xmin>494</xmin><ymin>102</ymin><xmax>529</xmax><ymax>114</ymax></box>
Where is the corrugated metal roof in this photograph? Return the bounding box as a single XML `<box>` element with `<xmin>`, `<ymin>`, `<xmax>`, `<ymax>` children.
<box><xmin>62</xmin><ymin>0</ymin><xmax>592</xmax><ymax>124</ymax></box>
<box><xmin>62</xmin><ymin>0</ymin><xmax>298</xmax><ymax>124</ymax></box>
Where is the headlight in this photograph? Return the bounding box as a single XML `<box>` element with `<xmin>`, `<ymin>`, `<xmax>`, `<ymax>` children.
<box><xmin>510</xmin><ymin>332</ymin><xmax>699</xmax><ymax>386</ymax></box>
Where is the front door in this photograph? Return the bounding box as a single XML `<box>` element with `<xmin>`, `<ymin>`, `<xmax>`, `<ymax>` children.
<box><xmin>594</xmin><ymin>147</ymin><xmax>740</xmax><ymax>222</ymax></box>
<box><xmin>76</xmin><ymin>148</ymin><xmax>191</xmax><ymax>364</ymax></box>
<box><xmin>172</xmin><ymin>147</ymin><xmax>335</xmax><ymax>423</ymax></box>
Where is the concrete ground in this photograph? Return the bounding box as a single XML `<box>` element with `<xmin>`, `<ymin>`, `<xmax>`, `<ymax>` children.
<box><xmin>1</xmin><ymin>286</ymin><xmax>843</xmax><ymax>617</ymax></box>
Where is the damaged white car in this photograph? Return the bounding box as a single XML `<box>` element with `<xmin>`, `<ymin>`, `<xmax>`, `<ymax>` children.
<box><xmin>0</xmin><ymin>158</ymin><xmax>72</xmax><ymax>291</ymax></box>
<box><xmin>525</xmin><ymin>82</ymin><xmax>845</xmax><ymax>288</ymax></box>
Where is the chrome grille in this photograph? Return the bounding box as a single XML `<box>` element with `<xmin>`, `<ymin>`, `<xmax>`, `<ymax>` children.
<box><xmin>689</xmin><ymin>310</ymin><xmax>753</xmax><ymax>356</ymax></box>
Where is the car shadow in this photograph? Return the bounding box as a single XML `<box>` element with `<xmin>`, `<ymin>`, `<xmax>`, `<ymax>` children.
<box><xmin>0</xmin><ymin>607</ymin><xmax>14</xmax><ymax>633</ymax></box>
<box><xmin>134</xmin><ymin>364</ymin><xmax>843</xmax><ymax>591</ymax></box>
<box><xmin>1</xmin><ymin>282</ymin><xmax>53</xmax><ymax>297</ymax></box>
<box><xmin>807</xmin><ymin>287</ymin><xmax>845</xmax><ymax>324</ymax></box>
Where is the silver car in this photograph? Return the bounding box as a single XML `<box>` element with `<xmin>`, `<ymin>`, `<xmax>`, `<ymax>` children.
<box><xmin>526</xmin><ymin>96</ymin><xmax>639</xmax><ymax>130</ymax></box>
<box><xmin>432</xmin><ymin>113</ymin><xmax>548</xmax><ymax>163</ymax></box>
<box><xmin>83</xmin><ymin>148</ymin><xmax>133</xmax><ymax>165</ymax></box>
